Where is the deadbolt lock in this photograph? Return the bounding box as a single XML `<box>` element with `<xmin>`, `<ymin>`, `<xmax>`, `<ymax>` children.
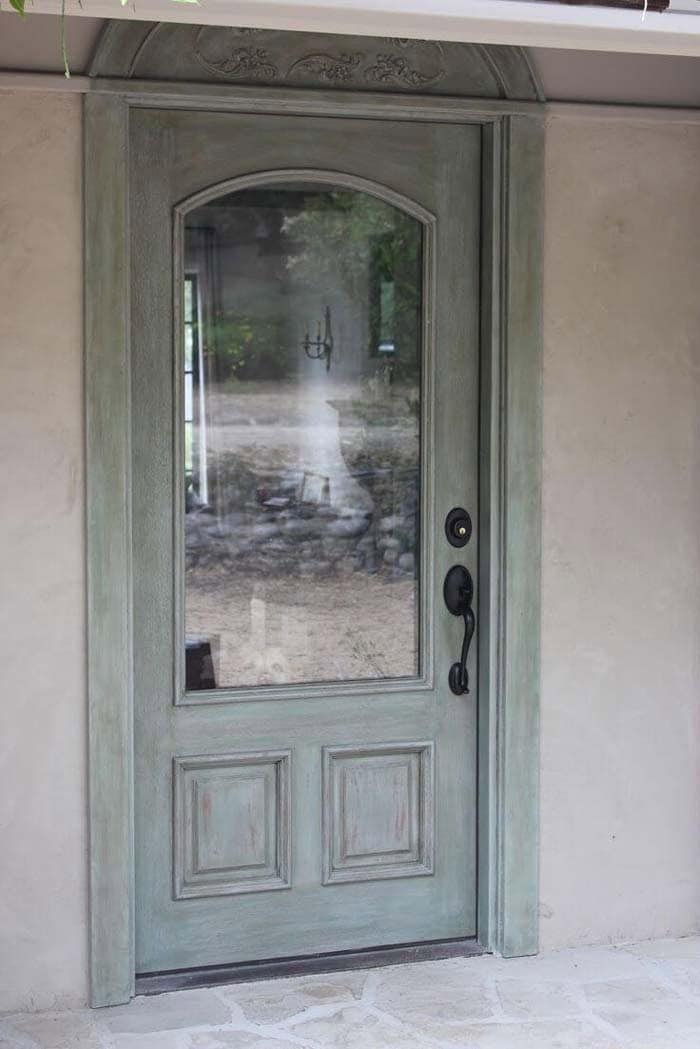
<box><xmin>445</xmin><ymin>507</ymin><xmax>472</xmax><ymax>548</ymax></box>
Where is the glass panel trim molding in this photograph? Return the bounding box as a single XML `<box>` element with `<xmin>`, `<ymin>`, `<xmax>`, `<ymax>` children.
<box><xmin>178</xmin><ymin>180</ymin><xmax>428</xmax><ymax>695</ymax></box>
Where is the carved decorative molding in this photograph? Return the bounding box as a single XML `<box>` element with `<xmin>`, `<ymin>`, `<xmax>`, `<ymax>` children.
<box><xmin>365</xmin><ymin>52</ymin><xmax>445</xmax><ymax>88</ymax></box>
<box><xmin>194</xmin><ymin>43</ymin><xmax>279</xmax><ymax>82</ymax></box>
<box><xmin>89</xmin><ymin>22</ymin><xmax>544</xmax><ymax>102</ymax></box>
<box><xmin>287</xmin><ymin>51</ymin><xmax>363</xmax><ymax>84</ymax></box>
<box><xmin>192</xmin><ymin>27</ymin><xmax>447</xmax><ymax>88</ymax></box>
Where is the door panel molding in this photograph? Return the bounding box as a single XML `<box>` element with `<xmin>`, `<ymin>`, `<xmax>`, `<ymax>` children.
<box><xmin>85</xmin><ymin>84</ymin><xmax>543</xmax><ymax>1007</ymax></box>
<box><xmin>322</xmin><ymin>741</ymin><xmax>435</xmax><ymax>885</ymax></box>
<box><xmin>172</xmin><ymin>750</ymin><xmax>292</xmax><ymax>899</ymax></box>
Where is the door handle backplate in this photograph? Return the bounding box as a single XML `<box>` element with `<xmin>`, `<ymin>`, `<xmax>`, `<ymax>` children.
<box><xmin>443</xmin><ymin>565</ymin><xmax>475</xmax><ymax>695</ymax></box>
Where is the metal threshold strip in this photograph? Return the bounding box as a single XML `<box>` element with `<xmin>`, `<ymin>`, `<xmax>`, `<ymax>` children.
<box><xmin>135</xmin><ymin>937</ymin><xmax>485</xmax><ymax>996</ymax></box>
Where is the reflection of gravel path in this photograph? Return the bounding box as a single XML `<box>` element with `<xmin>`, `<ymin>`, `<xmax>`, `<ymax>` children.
<box><xmin>186</xmin><ymin>567</ymin><xmax>419</xmax><ymax>688</ymax></box>
<box><xmin>204</xmin><ymin>381</ymin><xmax>419</xmax><ymax>475</ymax></box>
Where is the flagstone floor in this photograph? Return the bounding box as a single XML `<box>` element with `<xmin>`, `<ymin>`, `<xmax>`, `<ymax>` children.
<box><xmin>2</xmin><ymin>937</ymin><xmax>700</xmax><ymax>1049</ymax></box>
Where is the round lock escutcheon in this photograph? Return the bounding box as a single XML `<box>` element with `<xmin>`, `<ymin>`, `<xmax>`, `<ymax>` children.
<box><xmin>444</xmin><ymin>507</ymin><xmax>472</xmax><ymax>548</ymax></box>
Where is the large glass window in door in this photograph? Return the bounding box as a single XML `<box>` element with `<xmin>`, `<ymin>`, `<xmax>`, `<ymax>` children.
<box><xmin>182</xmin><ymin>183</ymin><xmax>424</xmax><ymax>691</ymax></box>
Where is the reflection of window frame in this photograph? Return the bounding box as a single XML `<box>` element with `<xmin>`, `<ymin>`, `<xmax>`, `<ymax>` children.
<box><xmin>368</xmin><ymin>233</ymin><xmax>396</xmax><ymax>361</ymax></box>
<box><xmin>185</xmin><ymin>225</ymin><xmax>220</xmax><ymax>513</ymax></box>
<box><xmin>367</xmin><ymin>226</ymin><xmax>423</xmax><ymax>380</ymax></box>
<box><xmin>183</xmin><ymin>271</ymin><xmax>209</xmax><ymax>505</ymax></box>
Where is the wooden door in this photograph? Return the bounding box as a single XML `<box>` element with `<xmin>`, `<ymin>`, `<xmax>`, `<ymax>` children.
<box><xmin>130</xmin><ymin>107</ymin><xmax>481</xmax><ymax>974</ymax></box>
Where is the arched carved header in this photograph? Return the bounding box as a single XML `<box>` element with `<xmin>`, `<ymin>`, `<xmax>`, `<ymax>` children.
<box><xmin>89</xmin><ymin>21</ymin><xmax>544</xmax><ymax>101</ymax></box>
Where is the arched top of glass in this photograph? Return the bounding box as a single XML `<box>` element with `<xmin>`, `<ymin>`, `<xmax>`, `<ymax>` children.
<box><xmin>181</xmin><ymin>178</ymin><xmax>426</xmax><ymax>692</ymax></box>
<box><xmin>177</xmin><ymin>170</ymin><xmax>435</xmax><ymax>229</ymax></box>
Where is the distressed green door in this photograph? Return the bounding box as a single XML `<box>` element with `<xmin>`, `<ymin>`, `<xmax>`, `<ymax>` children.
<box><xmin>130</xmin><ymin>107</ymin><xmax>481</xmax><ymax>974</ymax></box>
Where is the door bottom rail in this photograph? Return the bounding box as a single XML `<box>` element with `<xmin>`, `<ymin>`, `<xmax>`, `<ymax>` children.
<box><xmin>135</xmin><ymin>936</ymin><xmax>485</xmax><ymax>996</ymax></box>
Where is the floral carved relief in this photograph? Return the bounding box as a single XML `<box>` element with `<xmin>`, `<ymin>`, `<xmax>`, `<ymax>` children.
<box><xmin>194</xmin><ymin>29</ymin><xmax>279</xmax><ymax>81</ymax></box>
<box><xmin>193</xmin><ymin>28</ymin><xmax>446</xmax><ymax>89</ymax></box>
<box><xmin>365</xmin><ymin>53</ymin><xmax>444</xmax><ymax>87</ymax></box>
<box><xmin>287</xmin><ymin>52</ymin><xmax>363</xmax><ymax>83</ymax></box>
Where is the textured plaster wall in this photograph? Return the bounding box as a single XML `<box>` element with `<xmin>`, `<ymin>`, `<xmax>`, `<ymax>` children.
<box><xmin>1</xmin><ymin>91</ymin><xmax>699</xmax><ymax>1013</ymax></box>
<box><xmin>0</xmin><ymin>92</ymin><xmax>87</xmax><ymax>1011</ymax></box>
<box><xmin>540</xmin><ymin>116</ymin><xmax>700</xmax><ymax>949</ymax></box>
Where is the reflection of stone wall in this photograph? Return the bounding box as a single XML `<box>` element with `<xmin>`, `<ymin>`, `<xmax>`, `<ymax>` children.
<box><xmin>185</xmin><ymin>458</ymin><xmax>418</xmax><ymax>580</ymax></box>
<box><xmin>188</xmin><ymin>381</ymin><xmax>420</xmax><ymax>581</ymax></box>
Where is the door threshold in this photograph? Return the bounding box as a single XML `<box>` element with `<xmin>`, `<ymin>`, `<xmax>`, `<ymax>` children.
<box><xmin>135</xmin><ymin>937</ymin><xmax>485</xmax><ymax>996</ymax></box>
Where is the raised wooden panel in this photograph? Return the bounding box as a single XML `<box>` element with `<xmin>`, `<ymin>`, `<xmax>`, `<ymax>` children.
<box><xmin>173</xmin><ymin>751</ymin><xmax>291</xmax><ymax>898</ymax></box>
<box><xmin>323</xmin><ymin>742</ymin><xmax>434</xmax><ymax>885</ymax></box>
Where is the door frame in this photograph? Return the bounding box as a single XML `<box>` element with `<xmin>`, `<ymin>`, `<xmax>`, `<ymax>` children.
<box><xmin>85</xmin><ymin>82</ymin><xmax>544</xmax><ymax>1007</ymax></box>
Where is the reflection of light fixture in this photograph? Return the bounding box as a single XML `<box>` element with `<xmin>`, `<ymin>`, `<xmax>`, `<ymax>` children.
<box><xmin>301</xmin><ymin>305</ymin><xmax>333</xmax><ymax>372</ymax></box>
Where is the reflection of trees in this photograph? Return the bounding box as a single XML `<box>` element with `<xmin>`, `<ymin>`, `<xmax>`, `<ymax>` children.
<box><xmin>206</xmin><ymin>313</ymin><xmax>289</xmax><ymax>381</ymax></box>
<box><xmin>284</xmin><ymin>190</ymin><xmax>423</xmax><ymax>530</ymax></box>
<box><xmin>195</xmin><ymin>188</ymin><xmax>423</xmax><ymax>386</ymax></box>
<box><xmin>284</xmin><ymin>190</ymin><xmax>422</xmax><ymax>383</ymax></box>
<box><xmin>186</xmin><ymin>189</ymin><xmax>423</xmax><ymax>574</ymax></box>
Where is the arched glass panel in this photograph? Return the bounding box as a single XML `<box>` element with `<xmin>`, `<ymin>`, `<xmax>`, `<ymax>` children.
<box><xmin>183</xmin><ymin>183</ymin><xmax>424</xmax><ymax>691</ymax></box>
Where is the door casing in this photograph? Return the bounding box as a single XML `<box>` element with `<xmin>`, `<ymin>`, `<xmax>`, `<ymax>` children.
<box><xmin>85</xmin><ymin>81</ymin><xmax>543</xmax><ymax>1007</ymax></box>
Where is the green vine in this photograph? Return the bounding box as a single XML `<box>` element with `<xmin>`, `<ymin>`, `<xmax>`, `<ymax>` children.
<box><xmin>8</xmin><ymin>0</ymin><xmax>199</xmax><ymax>78</ymax></box>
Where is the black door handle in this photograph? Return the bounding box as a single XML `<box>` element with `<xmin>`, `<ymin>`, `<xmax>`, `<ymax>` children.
<box><xmin>443</xmin><ymin>565</ymin><xmax>475</xmax><ymax>695</ymax></box>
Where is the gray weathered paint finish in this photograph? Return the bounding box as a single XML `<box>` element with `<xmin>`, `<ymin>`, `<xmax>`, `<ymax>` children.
<box><xmin>84</xmin><ymin>92</ymin><xmax>134</xmax><ymax>1007</ymax></box>
<box><xmin>496</xmin><ymin>115</ymin><xmax>544</xmax><ymax>958</ymax></box>
<box><xmin>322</xmin><ymin>742</ymin><xmax>435</xmax><ymax>885</ymax></box>
<box><xmin>85</xmin><ymin>71</ymin><xmax>543</xmax><ymax>1006</ymax></box>
<box><xmin>130</xmin><ymin>108</ymin><xmax>480</xmax><ymax>973</ymax></box>
<box><xmin>473</xmin><ymin>114</ymin><xmax>542</xmax><ymax>960</ymax></box>
<box><xmin>88</xmin><ymin>20</ymin><xmax>543</xmax><ymax>101</ymax></box>
<box><xmin>173</xmin><ymin>751</ymin><xmax>292</xmax><ymax>898</ymax></box>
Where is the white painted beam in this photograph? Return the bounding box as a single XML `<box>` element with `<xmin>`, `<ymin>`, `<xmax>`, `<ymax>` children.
<box><xmin>21</xmin><ymin>0</ymin><xmax>700</xmax><ymax>56</ymax></box>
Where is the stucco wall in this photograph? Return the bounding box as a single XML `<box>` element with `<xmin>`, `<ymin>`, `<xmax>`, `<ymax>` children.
<box><xmin>0</xmin><ymin>91</ymin><xmax>699</xmax><ymax>1013</ymax></box>
<box><xmin>0</xmin><ymin>91</ymin><xmax>87</xmax><ymax>1012</ymax></box>
<box><xmin>541</xmin><ymin>115</ymin><xmax>700</xmax><ymax>949</ymax></box>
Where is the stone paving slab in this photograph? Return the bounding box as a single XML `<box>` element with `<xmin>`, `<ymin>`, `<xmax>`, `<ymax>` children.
<box><xmin>1</xmin><ymin>937</ymin><xmax>700</xmax><ymax>1048</ymax></box>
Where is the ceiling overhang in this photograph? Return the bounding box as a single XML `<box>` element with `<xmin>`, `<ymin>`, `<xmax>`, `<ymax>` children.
<box><xmin>20</xmin><ymin>0</ymin><xmax>700</xmax><ymax>57</ymax></box>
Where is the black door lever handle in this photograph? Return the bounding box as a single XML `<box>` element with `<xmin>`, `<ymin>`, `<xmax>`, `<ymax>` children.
<box><xmin>443</xmin><ymin>565</ymin><xmax>475</xmax><ymax>695</ymax></box>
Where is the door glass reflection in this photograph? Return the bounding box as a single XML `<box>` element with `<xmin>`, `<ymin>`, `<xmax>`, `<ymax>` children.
<box><xmin>183</xmin><ymin>184</ymin><xmax>423</xmax><ymax>690</ymax></box>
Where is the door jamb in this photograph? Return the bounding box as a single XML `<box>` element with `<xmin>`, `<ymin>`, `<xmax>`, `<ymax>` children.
<box><xmin>85</xmin><ymin>83</ymin><xmax>543</xmax><ymax>1007</ymax></box>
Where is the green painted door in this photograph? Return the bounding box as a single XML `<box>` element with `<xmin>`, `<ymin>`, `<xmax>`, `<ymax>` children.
<box><xmin>130</xmin><ymin>107</ymin><xmax>481</xmax><ymax>974</ymax></box>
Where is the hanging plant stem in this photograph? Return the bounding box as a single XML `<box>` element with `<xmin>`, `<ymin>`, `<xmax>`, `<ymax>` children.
<box><xmin>62</xmin><ymin>0</ymin><xmax>71</xmax><ymax>78</ymax></box>
<box><xmin>7</xmin><ymin>0</ymin><xmax>201</xmax><ymax>78</ymax></box>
